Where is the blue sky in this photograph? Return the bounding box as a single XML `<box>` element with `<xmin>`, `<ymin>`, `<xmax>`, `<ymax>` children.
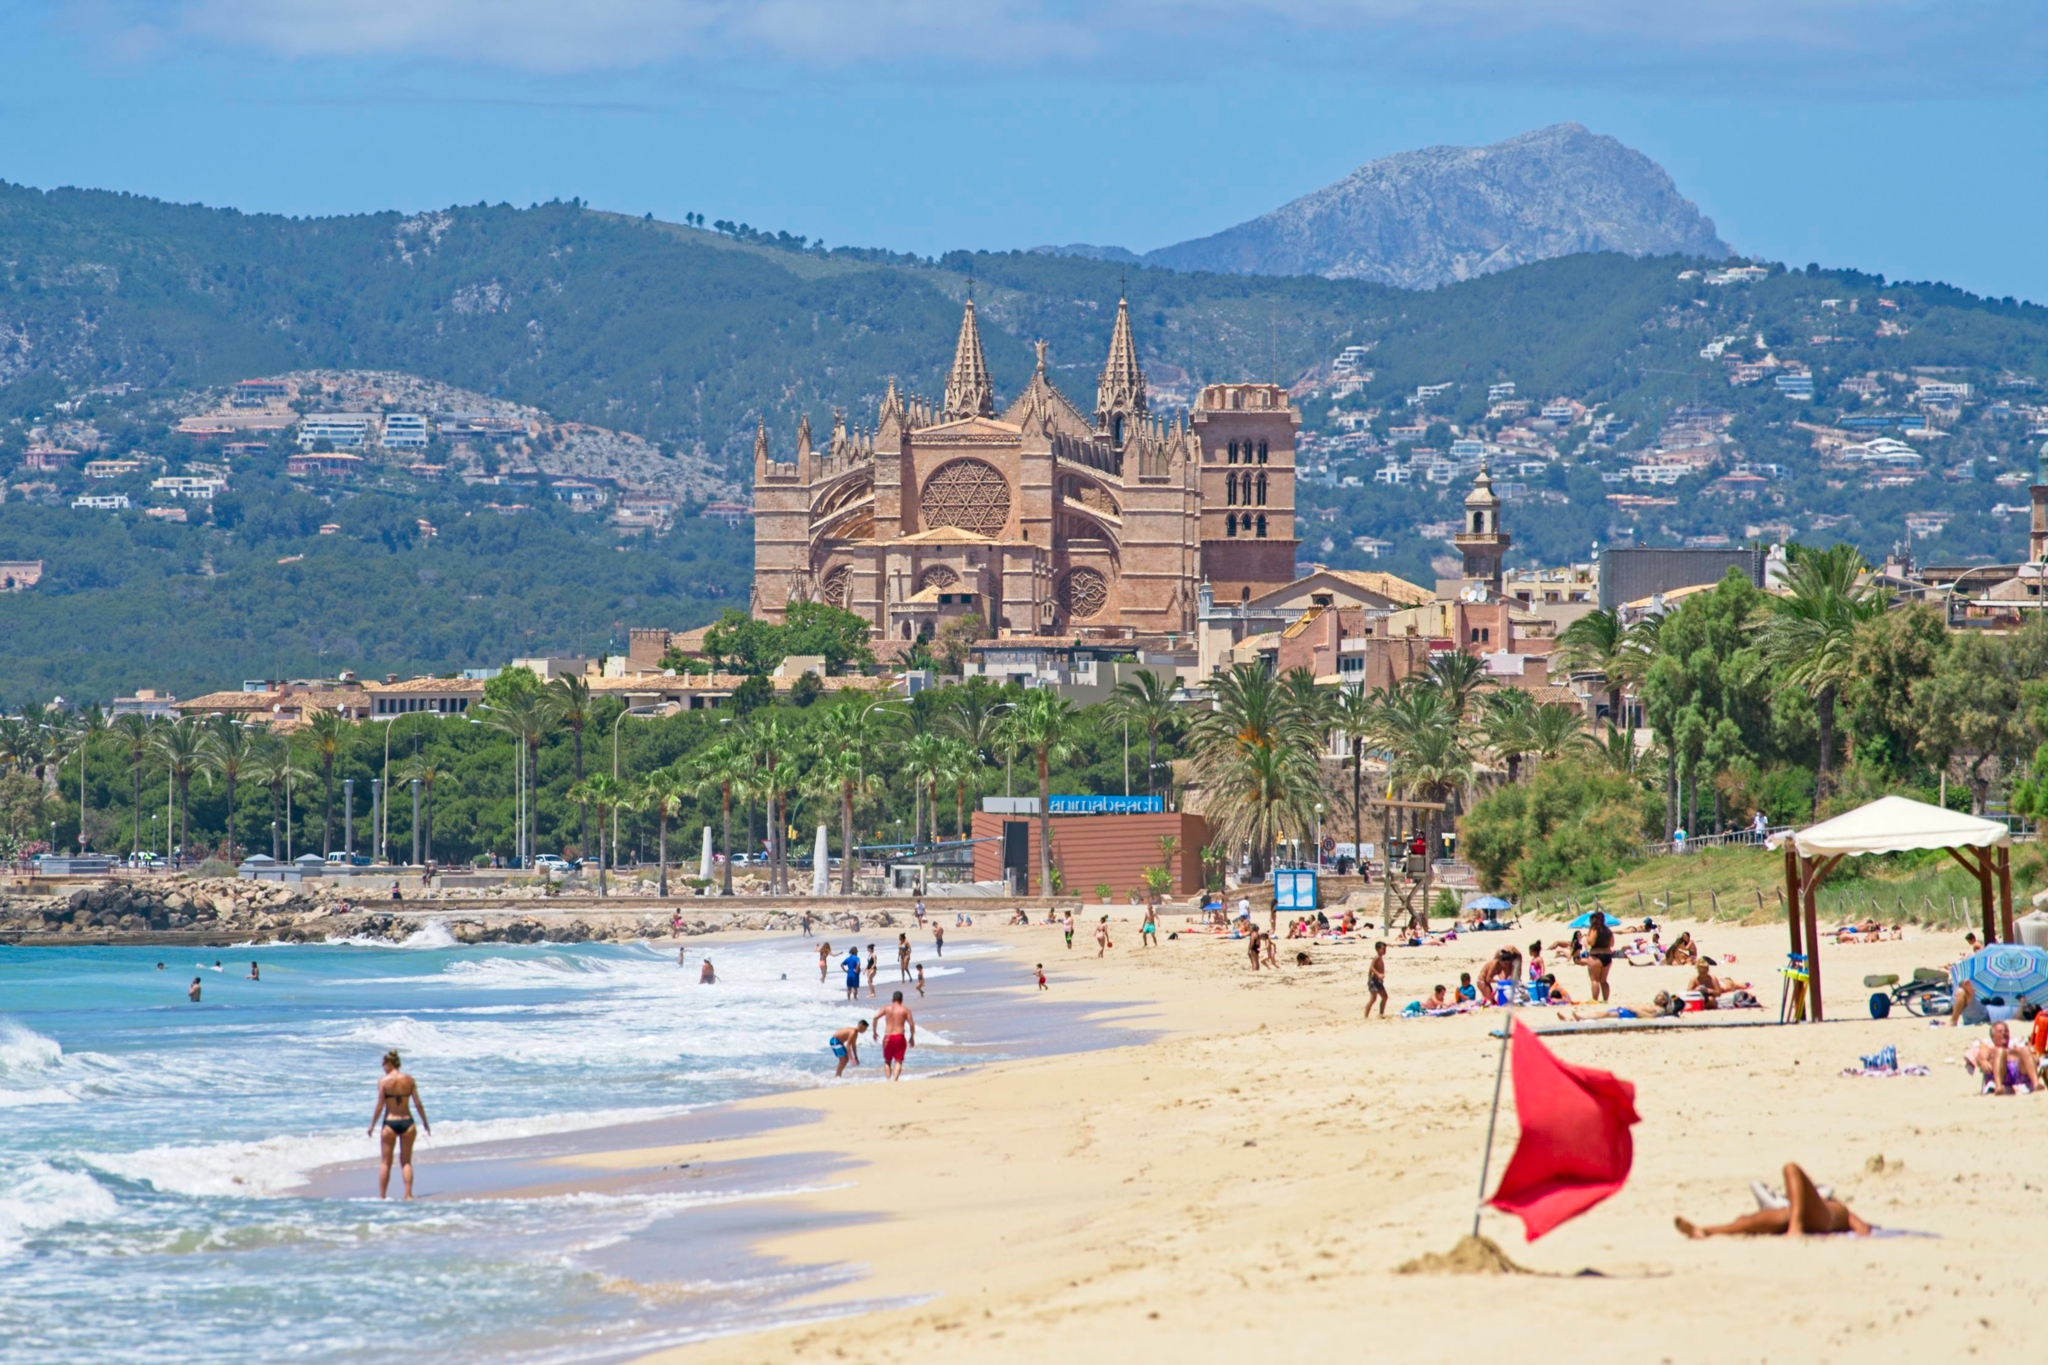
<box><xmin>5</xmin><ymin>2</ymin><xmax>2045</xmax><ymax>300</ymax></box>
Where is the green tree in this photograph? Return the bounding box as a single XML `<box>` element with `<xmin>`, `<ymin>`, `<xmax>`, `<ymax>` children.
<box><xmin>1911</xmin><ymin>631</ymin><xmax>2029</xmax><ymax>815</ymax></box>
<box><xmin>691</xmin><ymin>735</ymin><xmax>753</xmax><ymax>897</ymax></box>
<box><xmin>1188</xmin><ymin>663</ymin><xmax>1323</xmax><ymax>880</ymax></box>
<box><xmin>199</xmin><ymin>717</ymin><xmax>259</xmax><ymax>865</ymax></box>
<box><xmin>639</xmin><ymin>765</ymin><xmax>691</xmax><ymax>897</ymax></box>
<box><xmin>1460</xmin><ymin>758</ymin><xmax>1658</xmax><ymax>894</ymax></box>
<box><xmin>398</xmin><ymin>753</ymin><xmax>454</xmax><ymax>864</ymax></box>
<box><xmin>149</xmin><ymin>718</ymin><xmax>206</xmax><ymax>861</ymax></box>
<box><xmin>1000</xmin><ymin>689</ymin><xmax>1079</xmax><ymax>894</ymax></box>
<box><xmin>1105</xmin><ymin>669</ymin><xmax>1181</xmax><ymax>802</ymax></box>
<box><xmin>568</xmin><ymin>771</ymin><xmax>629</xmax><ymax>896</ymax></box>
<box><xmin>1762</xmin><ymin>543</ymin><xmax>1886</xmax><ymax>797</ymax></box>
<box><xmin>303</xmin><ymin>708</ymin><xmax>351</xmax><ymax>856</ymax></box>
<box><xmin>548</xmin><ymin>675</ymin><xmax>595</xmax><ymax>857</ymax></box>
<box><xmin>110</xmin><ymin>713</ymin><xmax>155</xmax><ymax>853</ymax></box>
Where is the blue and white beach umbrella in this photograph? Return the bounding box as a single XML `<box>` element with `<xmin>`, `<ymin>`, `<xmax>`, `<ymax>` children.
<box><xmin>1953</xmin><ymin>945</ymin><xmax>2048</xmax><ymax>1010</ymax></box>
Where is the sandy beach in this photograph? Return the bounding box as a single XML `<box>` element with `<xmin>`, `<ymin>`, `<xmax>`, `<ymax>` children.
<box><xmin>492</xmin><ymin>912</ymin><xmax>2048</xmax><ymax>1365</ymax></box>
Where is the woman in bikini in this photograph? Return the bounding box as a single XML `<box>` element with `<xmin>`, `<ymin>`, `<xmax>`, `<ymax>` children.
<box><xmin>368</xmin><ymin>1049</ymin><xmax>430</xmax><ymax>1200</ymax></box>
<box><xmin>1586</xmin><ymin>912</ymin><xmax>1615</xmax><ymax>1002</ymax></box>
<box><xmin>1662</xmin><ymin>932</ymin><xmax>1697</xmax><ymax>966</ymax></box>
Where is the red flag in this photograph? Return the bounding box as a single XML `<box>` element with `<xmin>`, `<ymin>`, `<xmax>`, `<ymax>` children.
<box><xmin>1485</xmin><ymin>1020</ymin><xmax>1639</xmax><ymax>1240</ymax></box>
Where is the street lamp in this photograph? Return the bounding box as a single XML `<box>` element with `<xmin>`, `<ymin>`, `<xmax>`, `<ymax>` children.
<box><xmin>1314</xmin><ymin>802</ymin><xmax>1325</xmax><ymax>872</ymax></box>
<box><xmin>611</xmin><ymin>704</ymin><xmax>660</xmax><ymax>871</ymax></box>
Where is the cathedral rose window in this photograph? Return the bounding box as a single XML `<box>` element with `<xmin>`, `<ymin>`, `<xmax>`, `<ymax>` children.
<box><xmin>1063</xmin><ymin>568</ymin><xmax>1109</xmax><ymax>620</ymax></box>
<box><xmin>820</xmin><ymin>565</ymin><xmax>852</xmax><ymax>607</ymax></box>
<box><xmin>921</xmin><ymin>459</ymin><xmax>1011</xmax><ymax>536</ymax></box>
<box><xmin>917</xmin><ymin>565</ymin><xmax>960</xmax><ymax>591</ymax></box>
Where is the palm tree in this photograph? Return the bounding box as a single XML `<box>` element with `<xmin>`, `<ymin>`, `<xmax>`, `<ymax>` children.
<box><xmin>1424</xmin><ymin>649</ymin><xmax>1489</xmax><ymax>720</ymax></box>
<box><xmin>1593</xmin><ymin>724</ymin><xmax>1654</xmax><ymax>780</ymax></box>
<box><xmin>245</xmin><ymin>738</ymin><xmax>311</xmax><ymax>861</ymax></box>
<box><xmin>149</xmin><ymin>718</ymin><xmax>206</xmax><ymax>863</ymax></box>
<box><xmin>1527</xmin><ymin>702</ymin><xmax>1591</xmax><ymax>763</ymax></box>
<box><xmin>397</xmin><ymin>754</ymin><xmax>453</xmax><ymax>865</ymax></box>
<box><xmin>1332</xmin><ymin>682</ymin><xmax>1394</xmax><ymax>863</ymax></box>
<box><xmin>481</xmin><ymin>692</ymin><xmax>556</xmax><ymax>866</ymax></box>
<box><xmin>691</xmin><ymin>735</ymin><xmax>753</xmax><ymax>897</ymax></box>
<box><xmin>548</xmin><ymin>676</ymin><xmax>594</xmax><ymax>858</ymax></box>
<box><xmin>809</xmin><ymin>699</ymin><xmax>893</xmax><ymax>894</ymax></box>
<box><xmin>200</xmin><ymin>718</ymin><xmax>260</xmax><ymax>864</ymax></box>
<box><xmin>55</xmin><ymin>706</ymin><xmax>106</xmax><ymax>851</ymax></box>
<box><xmin>303</xmin><ymin>708</ymin><xmax>351</xmax><ymax>857</ymax></box>
<box><xmin>938</xmin><ymin>679</ymin><xmax>1011</xmax><ymax>769</ymax></box>
<box><xmin>111</xmin><ymin>713</ymin><xmax>154</xmax><ymax>853</ymax></box>
<box><xmin>736</xmin><ymin>715</ymin><xmax>800</xmax><ymax>893</ymax></box>
<box><xmin>1763</xmin><ymin>543</ymin><xmax>1885</xmax><ymax>796</ymax></box>
<box><xmin>941</xmin><ymin>737</ymin><xmax>977</xmax><ymax>839</ymax></box>
<box><xmin>999</xmin><ymin>689</ymin><xmax>1078</xmax><ymax>895</ymax></box>
<box><xmin>0</xmin><ymin>716</ymin><xmax>30</xmax><ymax>774</ymax></box>
<box><xmin>1476</xmin><ymin>689</ymin><xmax>1536</xmax><ymax>784</ymax></box>
<box><xmin>1387</xmin><ymin>709</ymin><xmax>1473</xmax><ymax>873</ymax></box>
<box><xmin>568</xmin><ymin>771</ymin><xmax>629</xmax><ymax>897</ymax></box>
<box><xmin>900</xmin><ymin>731</ymin><xmax>952</xmax><ymax>850</ymax></box>
<box><xmin>639</xmin><ymin>765</ymin><xmax>691</xmax><ymax>897</ymax></box>
<box><xmin>1189</xmin><ymin>664</ymin><xmax>1324</xmax><ymax>880</ymax></box>
<box><xmin>1556</xmin><ymin>609</ymin><xmax>1631</xmax><ymax>730</ymax></box>
<box><xmin>1105</xmin><ymin>670</ymin><xmax>1182</xmax><ymax>802</ymax></box>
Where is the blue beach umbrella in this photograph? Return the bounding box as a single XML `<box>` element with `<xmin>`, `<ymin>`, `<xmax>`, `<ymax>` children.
<box><xmin>1567</xmin><ymin>911</ymin><xmax>1609</xmax><ymax>929</ymax></box>
<box><xmin>1465</xmin><ymin>895</ymin><xmax>1512</xmax><ymax>911</ymax></box>
<box><xmin>1952</xmin><ymin>945</ymin><xmax>2048</xmax><ymax>1011</ymax></box>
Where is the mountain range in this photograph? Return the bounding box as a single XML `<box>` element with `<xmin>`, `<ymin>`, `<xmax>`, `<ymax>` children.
<box><xmin>1039</xmin><ymin>124</ymin><xmax>1732</xmax><ymax>290</ymax></box>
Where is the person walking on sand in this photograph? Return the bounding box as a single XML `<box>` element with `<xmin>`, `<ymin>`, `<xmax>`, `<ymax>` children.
<box><xmin>865</xmin><ymin>944</ymin><xmax>879</xmax><ymax>998</ymax></box>
<box><xmin>1095</xmin><ymin>916</ymin><xmax>1111</xmax><ymax>957</ymax></box>
<box><xmin>1366</xmin><ymin>941</ymin><xmax>1389</xmax><ymax>1018</ymax></box>
<box><xmin>801</xmin><ymin>911</ymin><xmax>813</xmax><ymax>938</ymax></box>
<box><xmin>1586</xmin><ymin>910</ymin><xmax>1615</xmax><ymax>1003</ymax></box>
<box><xmin>915</xmin><ymin>963</ymin><xmax>925</xmax><ymax>997</ymax></box>
<box><xmin>897</xmin><ymin>933</ymin><xmax>912</xmax><ymax>982</ymax></box>
<box><xmin>819</xmin><ymin>941</ymin><xmax>832</xmax><ymax>983</ymax></box>
<box><xmin>1036</xmin><ymin>963</ymin><xmax>1049</xmax><ymax>991</ymax></box>
<box><xmin>829</xmin><ymin>1020</ymin><xmax>867</xmax><ymax>1078</ymax></box>
<box><xmin>932</xmin><ymin>923</ymin><xmax>945</xmax><ymax>958</ymax></box>
<box><xmin>1141</xmin><ymin>905</ymin><xmax>1158</xmax><ymax>947</ymax></box>
<box><xmin>842</xmin><ymin>946</ymin><xmax>863</xmax><ymax>1001</ymax></box>
<box><xmin>1247</xmin><ymin>928</ymin><xmax>1263</xmax><ymax>972</ymax></box>
<box><xmin>872</xmin><ymin>990</ymin><xmax>916</xmax><ymax>1080</ymax></box>
<box><xmin>368</xmin><ymin>1049</ymin><xmax>431</xmax><ymax>1200</ymax></box>
<box><xmin>1062</xmin><ymin>911</ymin><xmax>1075</xmax><ymax>950</ymax></box>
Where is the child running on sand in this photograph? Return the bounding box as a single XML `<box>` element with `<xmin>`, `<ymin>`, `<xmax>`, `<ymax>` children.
<box><xmin>1141</xmin><ymin>906</ymin><xmax>1157</xmax><ymax>946</ymax></box>
<box><xmin>1063</xmin><ymin>912</ymin><xmax>1075</xmax><ymax>950</ymax></box>
<box><xmin>915</xmin><ymin>964</ymin><xmax>925</xmax><ymax>997</ymax></box>
<box><xmin>1037</xmin><ymin>963</ymin><xmax>1048</xmax><ymax>991</ymax></box>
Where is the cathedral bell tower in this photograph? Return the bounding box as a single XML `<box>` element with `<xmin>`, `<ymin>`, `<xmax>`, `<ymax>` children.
<box><xmin>1455</xmin><ymin>465</ymin><xmax>1509</xmax><ymax>596</ymax></box>
<box><xmin>1095</xmin><ymin>296</ymin><xmax>1147</xmax><ymax>449</ymax></box>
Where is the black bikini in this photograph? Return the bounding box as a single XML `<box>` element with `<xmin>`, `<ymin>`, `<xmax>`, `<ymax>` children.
<box><xmin>384</xmin><ymin>1117</ymin><xmax>413</xmax><ymax>1135</ymax></box>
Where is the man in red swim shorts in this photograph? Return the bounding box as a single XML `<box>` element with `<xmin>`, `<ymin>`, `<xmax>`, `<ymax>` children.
<box><xmin>872</xmin><ymin>990</ymin><xmax>916</xmax><ymax>1081</ymax></box>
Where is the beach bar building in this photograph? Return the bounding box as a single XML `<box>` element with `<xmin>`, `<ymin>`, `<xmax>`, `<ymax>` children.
<box><xmin>971</xmin><ymin>800</ymin><xmax>1208</xmax><ymax>900</ymax></box>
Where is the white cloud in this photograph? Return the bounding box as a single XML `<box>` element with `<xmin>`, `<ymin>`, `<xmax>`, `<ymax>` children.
<box><xmin>88</xmin><ymin>0</ymin><xmax>2048</xmax><ymax>86</ymax></box>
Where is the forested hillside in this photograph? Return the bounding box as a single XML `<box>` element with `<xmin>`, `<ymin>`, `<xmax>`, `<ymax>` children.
<box><xmin>3</xmin><ymin>180</ymin><xmax>2048</xmax><ymax>699</ymax></box>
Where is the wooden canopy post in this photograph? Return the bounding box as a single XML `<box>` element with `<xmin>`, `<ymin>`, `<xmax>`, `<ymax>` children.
<box><xmin>1782</xmin><ymin>842</ymin><xmax>1808</xmax><ymax>1023</ymax></box>
<box><xmin>1998</xmin><ymin>844</ymin><xmax>2015</xmax><ymax>944</ymax></box>
<box><xmin>1978</xmin><ymin>852</ymin><xmax>1997</xmax><ymax>946</ymax></box>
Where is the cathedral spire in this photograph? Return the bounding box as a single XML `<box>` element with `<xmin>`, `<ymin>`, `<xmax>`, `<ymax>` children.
<box><xmin>942</xmin><ymin>299</ymin><xmax>996</xmax><ymax>420</ymax></box>
<box><xmin>1096</xmin><ymin>295</ymin><xmax>1147</xmax><ymax>446</ymax></box>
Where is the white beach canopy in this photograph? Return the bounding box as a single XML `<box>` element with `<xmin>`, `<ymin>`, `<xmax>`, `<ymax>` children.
<box><xmin>1777</xmin><ymin>794</ymin><xmax>2010</xmax><ymax>859</ymax></box>
<box><xmin>1771</xmin><ymin>793</ymin><xmax>2016</xmax><ymax>1023</ymax></box>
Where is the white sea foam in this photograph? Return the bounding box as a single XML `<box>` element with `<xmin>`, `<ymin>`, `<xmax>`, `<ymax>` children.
<box><xmin>0</xmin><ymin>1160</ymin><xmax>119</xmax><ymax>1255</ymax></box>
<box><xmin>88</xmin><ymin>1103</ymin><xmax>696</xmax><ymax>1199</ymax></box>
<box><xmin>0</xmin><ymin>1020</ymin><xmax>64</xmax><ymax>1075</ymax></box>
<box><xmin>320</xmin><ymin>917</ymin><xmax>461</xmax><ymax>950</ymax></box>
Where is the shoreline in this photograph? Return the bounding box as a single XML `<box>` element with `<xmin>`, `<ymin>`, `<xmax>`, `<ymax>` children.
<box><xmin>551</xmin><ymin>916</ymin><xmax>2043</xmax><ymax>1365</ymax></box>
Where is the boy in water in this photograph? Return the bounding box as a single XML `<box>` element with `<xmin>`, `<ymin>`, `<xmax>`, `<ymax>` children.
<box><xmin>842</xmin><ymin>947</ymin><xmax>864</xmax><ymax>1001</ymax></box>
<box><xmin>368</xmin><ymin>1049</ymin><xmax>431</xmax><ymax>1199</ymax></box>
<box><xmin>829</xmin><ymin>1020</ymin><xmax>868</xmax><ymax>1077</ymax></box>
<box><xmin>1365</xmin><ymin>941</ymin><xmax>1389</xmax><ymax>1018</ymax></box>
<box><xmin>932</xmin><ymin>923</ymin><xmax>945</xmax><ymax>957</ymax></box>
<box><xmin>188</xmin><ymin>976</ymin><xmax>202</xmax><ymax>1003</ymax></box>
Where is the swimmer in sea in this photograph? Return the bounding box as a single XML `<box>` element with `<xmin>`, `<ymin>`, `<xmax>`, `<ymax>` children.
<box><xmin>699</xmin><ymin>957</ymin><xmax>716</xmax><ymax>984</ymax></box>
<box><xmin>830</xmin><ymin>1020</ymin><xmax>867</xmax><ymax>1077</ymax></box>
<box><xmin>368</xmin><ymin>1049</ymin><xmax>431</xmax><ymax>1200</ymax></box>
<box><xmin>188</xmin><ymin>976</ymin><xmax>202</xmax><ymax>1003</ymax></box>
<box><xmin>247</xmin><ymin>961</ymin><xmax>260</xmax><ymax>981</ymax></box>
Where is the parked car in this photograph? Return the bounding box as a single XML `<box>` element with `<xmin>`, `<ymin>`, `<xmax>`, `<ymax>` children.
<box><xmin>325</xmin><ymin>852</ymin><xmax>371</xmax><ymax>867</ymax></box>
<box><xmin>533</xmin><ymin>855</ymin><xmax>573</xmax><ymax>874</ymax></box>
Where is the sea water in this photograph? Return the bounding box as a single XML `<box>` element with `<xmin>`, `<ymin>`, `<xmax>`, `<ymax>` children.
<box><xmin>0</xmin><ymin>930</ymin><xmax>1009</xmax><ymax>1363</ymax></box>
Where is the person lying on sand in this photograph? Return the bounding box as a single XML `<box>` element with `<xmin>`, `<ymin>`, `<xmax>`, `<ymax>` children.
<box><xmin>1420</xmin><ymin>985</ymin><xmax>1449</xmax><ymax>1011</ymax></box>
<box><xmin>1558</xmin><ymin>991</ymin><xmax>1681</xmax><ymax>1022</ymax></box>
<box><xmin>1676</xmin><ymin>1164</ymin><xmax>1870</xmax><ymax>1238</ymax></box>
<box><xmin>1538</xmin><ymin>974</ymin><xmax>1574</xmax><ymax>1005</ymax></box>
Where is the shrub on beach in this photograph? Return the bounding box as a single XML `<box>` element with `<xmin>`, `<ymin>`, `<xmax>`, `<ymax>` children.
<box><xmin>1460</xmin><ymin>759</ymin><xmax>1660</xmax><ymax>894</ymax></box>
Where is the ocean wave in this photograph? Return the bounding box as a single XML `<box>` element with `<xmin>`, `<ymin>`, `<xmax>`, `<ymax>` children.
<box><xmin>0</xmin><ymin>1160</ymin><xmax>119</xmax><ymax>1257</ymax></box>
<box><xmin>321</xmin><ymin>919</ymin><xmax>461</xmax><ymax>950</ymax></box>
<box><xmin>86</xmin><ymin>1103</ymin><xmax>696</xmax><ymax>1199</ymax></box>
<box><xmin>0</xmin><ymin>1020</ymin><xmax>64</xmax><ymax>1075</ymax></box>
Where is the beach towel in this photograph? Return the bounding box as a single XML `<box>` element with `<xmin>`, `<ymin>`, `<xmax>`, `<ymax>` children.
<box><xmin>1840</xmin><ymin>1048</ymin><xmax>1928</xmax><ymax>1078</ymax></box>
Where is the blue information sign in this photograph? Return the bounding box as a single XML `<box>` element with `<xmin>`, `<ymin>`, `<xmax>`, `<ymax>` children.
<box><xmin>1047</xmin><ymin>794</ymin><xmax>1164</xmax><ymax>815</ymax></box>
<box><xmin>1273</xmin><ymin>867</ymin><xmax>1318</xmax><ymax>911</ymax></box>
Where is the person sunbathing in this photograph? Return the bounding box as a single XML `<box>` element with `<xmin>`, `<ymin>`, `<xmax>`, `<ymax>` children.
<box><xmin>1676</xmin><ymin>1164</ymin><xmax>1870</xmax><ymax>1238</ymax></box>
<box><xmin>1968</xmin><ymin>1021</ymin><xmax>2040</xmax><ymax>1095</ymax></box>
<box><xmin>1538</xmin><ymin>973</ymin><xmax>1574</xmax><ymax>1005</ymax></box>
<box><xmin>1420</xmin><ymin>985</ymin><xmax>1450</xmax><ymax>1011</ymax></box>
<box><xmin>1559</xmin><ymin>991</ymin><xmax>1680</xmax><ymax>1022</ymax></box>
<box><xmin>1662</xmin><ymin>932</ymin><xmax>1698</xmax><ymax>966</ymax></box>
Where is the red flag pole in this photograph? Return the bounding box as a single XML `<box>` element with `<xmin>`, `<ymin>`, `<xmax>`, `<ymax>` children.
<box><xmin>1472</xmin><ymin>1018</ymin><xmax>1512</xmax><ymax>1237</ymax></box>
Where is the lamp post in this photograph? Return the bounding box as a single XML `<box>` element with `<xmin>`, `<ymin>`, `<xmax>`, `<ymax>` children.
<box><xmin>611</xmin><ymin>704</ymin><xmax>659</xmax><ymax>871</ymax></box>
<box><xmin>411</xmin><ymin>778</ymin><xmax>422</xmax><ymax>867</ymax></box>
<box><xmin>370</xmin><ymin>778</ymin><xmax>381</xmax><ymax>865</ymax></box>
<box><xmin>343</xmin><ymin>778</ymin><xmax>355</xmax><ymax>858</ymax></box>
<box><xmin>1314</xmin><ymin>802</ymin><xmax>1325</xmax><ymax>872</ymax></box>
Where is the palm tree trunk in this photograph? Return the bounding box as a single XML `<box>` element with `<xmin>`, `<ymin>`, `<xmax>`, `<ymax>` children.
<box><xmin>573</xmin><ymin>725</ymin><xmax>587</xmax><ymax>857</ymax></box>
<box><xmin>1815</xmin><ymin>686</ymin><xmax>1836</xmax><ymax>798</ymax></box>
<box><xmin>1036</xmin><ymin>749</ymin><xmax>1052</xmax><ymax>895</ymax></box>
<box><xmin>657</xmin><ymin>811</ymin><xmax>669</xmax><ymax>897</ymax></box>
<box><xmin>1351</xmin><ymin>740</ymin><xmax>1363</xmax><ymax>868</ymax></box>
<box><xmin>225</xmin><ymin>775</ymin><xmax>237</xmax><ymax>865</ymax></box>
<box><xmin>840</xmin><ymin>786</ymin><xmax>856</xmax><ymax>895</ymax></box>
<box><xmin>1146</xmin><ymin>731</ymin><xmax>1160</xmax><ymax>800</ymax></box>
<box><xmin>598</xmin><ymin>805</ymin><xmax>610</xmax><ymax>897</ymax></box>
<box><xmin>720</xmin><ymin>785</ymin><xmax>735</xmax><ymax>897</ymax></box>
<box><xmin>132</xmin><ymin>765</ymin><xmax>142</xmax><ymax>854</ymax></box>
<box><xmin>424</xmin><ymin>785</ymin><xmax>434</xmax><ymax>864</ymax></box>
<box><xmin>955</xmin><ymin>781</ymin><xmax>966</xmax><ymax>841</ymax></box>
<box><xmin>322</xmin><ymin>760</ymin><xmax>334</xmax><ymax>856</ymax></box>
